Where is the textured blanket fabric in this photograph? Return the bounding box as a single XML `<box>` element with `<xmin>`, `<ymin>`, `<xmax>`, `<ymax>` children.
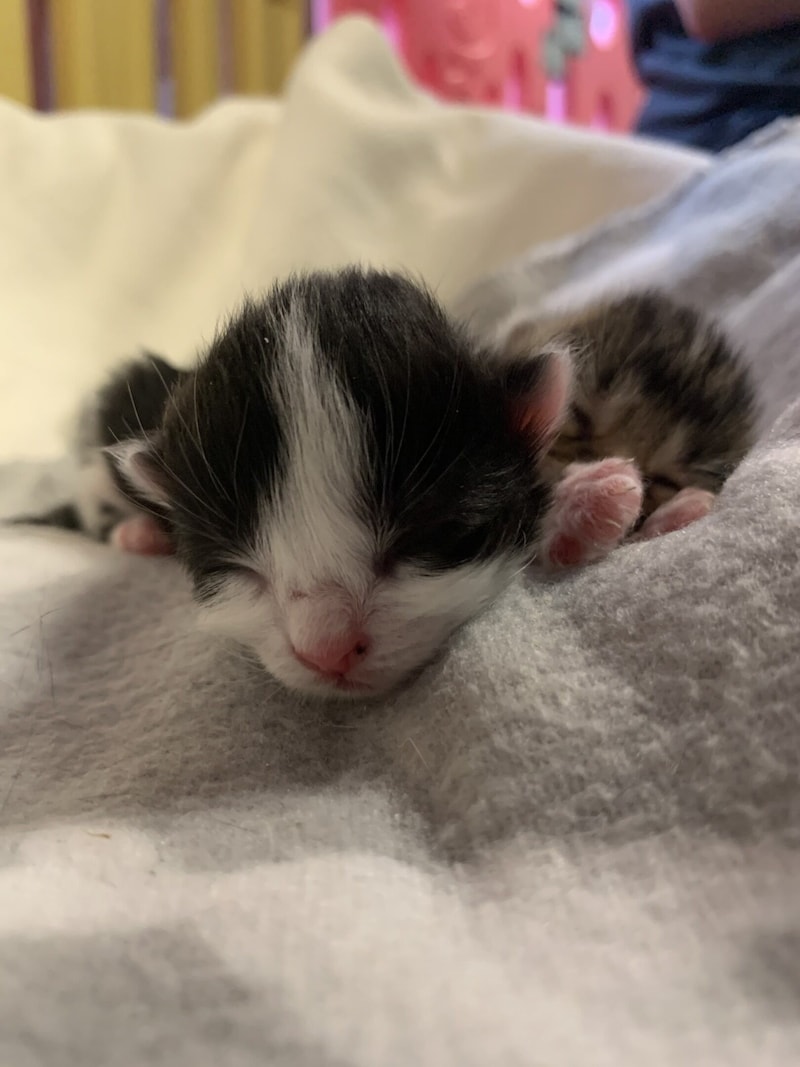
<box><xmin>1</xmin><ymin>18</ymin><xmax>799</xmax><ymax>1067</ymax></box>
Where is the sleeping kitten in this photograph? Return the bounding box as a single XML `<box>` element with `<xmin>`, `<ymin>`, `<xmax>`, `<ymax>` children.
<box><xmin>499</xmin><ymin>293</ymin><xmax>757</xmax><ymax>566</ymax></box>
<box><xmin>13</xmin><ymin>275</ymin><xmax>755</xmax><ymax>698</ymax></box>
<box><xmin>27</xmin><ymin>269</ymin><xmax>570</xmax><ymax>699</ymax></box>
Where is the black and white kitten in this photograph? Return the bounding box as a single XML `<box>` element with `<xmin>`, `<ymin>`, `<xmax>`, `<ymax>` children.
<box><xmin>56</xmin><ymin>269</ymin><xmax>570</xmax><ymax>698</ymax></box>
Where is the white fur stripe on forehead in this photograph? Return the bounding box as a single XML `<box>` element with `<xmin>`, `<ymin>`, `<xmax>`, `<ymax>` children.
<box><xmin>256</xmin><ymin>295</ymin><xmax>375</xmax><ymax>590</ymax></box>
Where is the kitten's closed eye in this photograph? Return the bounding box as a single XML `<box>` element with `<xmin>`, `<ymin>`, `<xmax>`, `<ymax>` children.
<box><xmin>688</xmin><ymin>464</ymin><xmax>731</xmax><ymax>492</ymax></box>
<box><xmin>648</xmin><ymin>474</ymin><xmax>682</xmax><ymax>493</ymax></box>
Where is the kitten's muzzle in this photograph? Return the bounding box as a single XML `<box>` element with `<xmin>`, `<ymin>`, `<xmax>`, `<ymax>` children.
<box><xmin>290</xmin><ymin>629</ymin><xmax>371</xmax><ymax>684</ymax></box>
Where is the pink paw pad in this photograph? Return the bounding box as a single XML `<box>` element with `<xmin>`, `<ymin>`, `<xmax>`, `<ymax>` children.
<box><xmin>637</xmin><ymin>487</ymin><xmax>715</xmax><ymax>540</ymax></box>
<box><xmin>110</xmin><ymin>515</ymin><xmax>175</xmax><ymax>556</ymax></box>
<box><xmin>540</xmin><ymin>458</ymin><xmax>644</xmax><ymax>568</ymax></box>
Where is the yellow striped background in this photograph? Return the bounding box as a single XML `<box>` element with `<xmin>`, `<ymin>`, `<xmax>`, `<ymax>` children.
<box><xmin>0</xmin><ymin>0</ymin><xmax>306</xmax><ymax>114</ymax></box>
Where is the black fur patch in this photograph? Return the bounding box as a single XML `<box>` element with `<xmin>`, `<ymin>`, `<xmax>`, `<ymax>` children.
<box><xmin>145</xmin><ymin>269</ymin><xmax>553</xmax><ymax>590</ymax></box>
<box><xmin>92</xmin><ymin>353</ymin><xmax>185</xmax><ymax>449</ymax></box>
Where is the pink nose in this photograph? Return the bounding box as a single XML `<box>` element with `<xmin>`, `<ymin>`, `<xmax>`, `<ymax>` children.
<box><xmin>292</xmin><ymin>631</ymin><xmax>370</xmax><ymax>678</ymax></box>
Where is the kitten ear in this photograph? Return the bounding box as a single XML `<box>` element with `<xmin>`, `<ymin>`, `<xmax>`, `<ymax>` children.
<box><xmin>501</xmin><ymin>327</ymin><xmax>573</xmax><ymax>449</ymax></box>
<box><xmin>105</xmin><ymin>436</ymin><xmax>173</xmax><ymax>508</ymax></box>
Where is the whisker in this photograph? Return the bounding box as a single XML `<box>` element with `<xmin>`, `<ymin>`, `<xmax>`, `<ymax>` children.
<box><xmin>387</xmin><ymin>332</ymin><xmax>412</xmax><ymax>503</ymax></box>
<box><xmin>404</xmin><ymin>441</ymin><xmax>469</xmax><ymax>505</ymax></box>
<box><xmin>124</xmin><ymin>379</ymin><xmax>148</xmax><ymax>441</ymax></box>
<box><xmin>148</xmin><ymin>360</ymin><xmax>230</xmax><ymax>524</ymax></box>
<box><xmin>400</xmin><ymin>365</ymin><xmax>462</xmax><ymax>499</ymax></box>
<box><xmin>231</xmin><ymin>395</ymin><xmax>251</xmax><ymax>520</ymax></box>
<box><xmin>192</xmin><ymin>365</ymin><xmax>233</xmax><ymax>503</ymax></box>
<box><xmin>370</xmin><ymin>334</ymin><xmax>395</xmax><ymax>513</ymax></box>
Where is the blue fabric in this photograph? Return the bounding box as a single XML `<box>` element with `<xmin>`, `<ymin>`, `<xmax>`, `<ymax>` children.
<box><xmin>627</xmin><ymin>0</ymin><xmax>800</xmax><ymax>151</ymax></box>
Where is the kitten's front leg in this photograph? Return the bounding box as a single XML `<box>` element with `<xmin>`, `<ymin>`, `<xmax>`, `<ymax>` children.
<box><xmin>539</xmin><ymin>458</ymin><xmax>644</xmax><ymax>568</ymax></box>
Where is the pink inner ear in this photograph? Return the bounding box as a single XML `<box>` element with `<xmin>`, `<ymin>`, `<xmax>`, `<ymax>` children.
<box><xmin>107</xmin><ymin>439</ymin><xmax>171</xmax><ymax>507</ymax></box>
<box><xmin>511</xmin><ymin>349</ymin><xmax>572</xmax><ymax>447</ymax></box>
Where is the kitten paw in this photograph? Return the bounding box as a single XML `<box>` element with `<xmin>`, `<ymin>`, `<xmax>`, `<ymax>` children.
<box><xmin>540</xmin><ymin>458</ymin><xmax>644</xmax><ymax>568</ymax></box>
<box><xmin>637</xmin><ymin>487</ymin><xmax>715</xmax><ymax>540</ymax></box>
<box><xmin>110</xmin><ymin>515</ymin><xmax>175</xmax><ymax>556</ymax></box>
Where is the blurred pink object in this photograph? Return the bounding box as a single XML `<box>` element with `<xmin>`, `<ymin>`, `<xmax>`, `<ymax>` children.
<box><xmin>312</xmin><ymin>0</ymin><xmax>643</xmax><ymax>132</ymax></box>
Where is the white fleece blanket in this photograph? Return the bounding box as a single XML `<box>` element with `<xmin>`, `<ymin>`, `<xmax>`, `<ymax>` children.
<box><xmin>3</xmin><ymin>17</ymin><xmax>799</xmax><ymax>1067</ymax></box>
